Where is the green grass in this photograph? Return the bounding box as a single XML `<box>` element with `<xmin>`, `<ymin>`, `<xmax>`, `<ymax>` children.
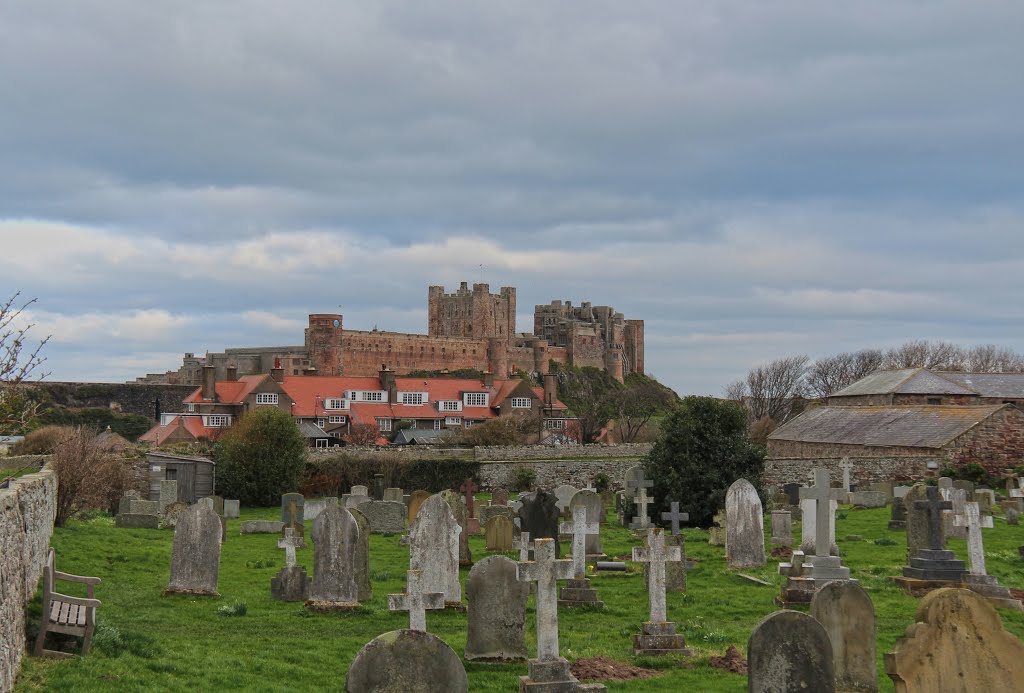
<box><xmin>15</xmin><ymin>503</ymin><xmax>1024</xmax><ymax>692</ymax></box>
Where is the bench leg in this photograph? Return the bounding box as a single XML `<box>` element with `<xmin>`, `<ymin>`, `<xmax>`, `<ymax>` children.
<box><xmin>33</xmin><ymin>621</ymin><xmax>48</xmax><ymax>657</ymax></box>
<box><xmin>81</xmin><ymin>623</ymin><xmax>95</xmax><ymax>656</ymax></box>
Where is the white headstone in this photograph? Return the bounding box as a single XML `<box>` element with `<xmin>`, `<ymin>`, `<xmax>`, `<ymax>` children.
<box><xmin>410</xmin><ymin>494</ymin><xmax>462</xmax><ymax>604</ymax></box>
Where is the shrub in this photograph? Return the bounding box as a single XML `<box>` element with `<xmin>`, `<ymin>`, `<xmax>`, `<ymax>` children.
<box><xmin>939</xmin><ymin>462</ymin><xmax>1000</xmax><ymax>489</ymax></box>
<box><xmin>452</xmin><ymin>417</ymin><xmax>532</xmax><ymax>447</ymax></box>
<box><xmin>593</xmin><ymin>472</ymin><xmax>610</xmax><ymax>493</ymax></box>
<box><xmin>645</xmin><ymin>396</ymin><xmax>766</xmax><ymax>527</ymax></box>
<box><xmin>51</xmin><ymin>427</ymin><xmax>134</xmax><ymax>527</ymax></box>
<box><xmin>214</xmin><ymin>408</ymin><xmax>307</xmax><ymax>506</ymax></box>
<box><xmin>400</xmin><ymin>458</ymin><xmax>481</xmax><ymax>492</ymax></box>
<box><xmin>12</xmin><ymin>425</ymin><xmax>75</xmax><ymax>455</ymax></box>
<box><xmin>299</xmin><ymin>451</ymin><xmax>406</xmax><ymax>496</ymax></box>
<box><xmin>512</xmin><ymin>466</ymin><xmax>537</xmax><ymax>492</ymax></box>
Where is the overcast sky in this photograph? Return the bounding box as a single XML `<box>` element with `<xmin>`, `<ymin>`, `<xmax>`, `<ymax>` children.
<box><xmin>3</xmin><ymin>1</ymin><xmax>1023</xmax><ymax>395</ymax></box>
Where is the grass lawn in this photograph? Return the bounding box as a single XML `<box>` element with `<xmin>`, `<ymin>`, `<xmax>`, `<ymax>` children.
<box><xmin>15</xmin><ymin>499</ymin><xmax>1024</xmax><ymax>692</ymax></box>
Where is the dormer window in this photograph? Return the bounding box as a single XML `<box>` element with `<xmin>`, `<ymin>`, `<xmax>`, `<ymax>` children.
<box><xmin>400</xmin><ymin>392</ymin><xmax>426</xmax><ymax>405</ymax></box>
<box><xmin>464</xmin><ymin>392</ymin><xmax>488</xmax><ymax>407</ymax></box>
<box><xmin>325</xmin><ymin>398</ymin><xmax>347</xmax><ymax>410</ymax></box>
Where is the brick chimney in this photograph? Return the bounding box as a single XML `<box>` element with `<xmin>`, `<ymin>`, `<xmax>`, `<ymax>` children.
<box><xmin>543</xmin><ymin>372</ymin><xmax>557</xmax><ymax>410</ymax></box>
<box><xmin>483</xmin><ymin>371</ymin><xmax>494</xmax><ymax>387</ymax></box>
<box><xmin>226</xmin><ymin>364</ymin><xmax>238</xmax><ymax>382</ymax></box>
<box><xmin>379</xmin><ymin>364</ymin><xmax>397</xmax><ymax>402</ymax></box>
<box><xmin>202</xmin><ymin>366</ymin><xmax>216</xmax><ymax>400</ymax></box>
<box><xmin>270</xmin><ymin>366</ymin><xmax>285</xmax><ymax>383</ymax></box>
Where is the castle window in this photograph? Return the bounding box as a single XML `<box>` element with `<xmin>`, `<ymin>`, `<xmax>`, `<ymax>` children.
<box><xmin>255</xmin><ymin>393</ymin><xmax>279</xmax><ymax>405</ymax></box>
<box><xmin>464</xmin><ymin>392</ymin><xmax>488</xmax><ymax>407</ymax></box>
<box><xmin>511</xmin><ymin>397</ymin><xmax>531</xmax><ymax>408</ymax></box>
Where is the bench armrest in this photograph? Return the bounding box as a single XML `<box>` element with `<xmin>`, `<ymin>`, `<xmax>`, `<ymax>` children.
<box><xmin>54</xmin><ymin>571</ymin><xmax>102</xmax><ymax>586</ymax></box>
<box><xmin>50</xmin><ymin>592</ymin><xmax>102</xmax><ymax>609</ymax></box>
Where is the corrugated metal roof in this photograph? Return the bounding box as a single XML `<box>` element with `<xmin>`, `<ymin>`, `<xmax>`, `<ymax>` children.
<box><xmin>831</xmin><ymin>368</ymin><xmax>977</xmax><ymax>397</ymax></box>
<box><xmin>937</xmin><ymin>372</ymin><xmax>1024</xmax><ymax>398</ymax></box>
<box><xmin>768</xmin><ymin>405</ymin><xmax>1007</xmax><ymax>448</ymax></box>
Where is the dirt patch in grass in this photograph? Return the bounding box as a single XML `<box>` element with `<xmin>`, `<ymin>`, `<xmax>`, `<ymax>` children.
<box><xmin>570</xmin><ymin>657</ymin><xmax>660</xmax><ymax>681</ymax></box>
<box><xmin>708</xmin><ymin>645</ymin><xmax>748</xmax><ymax>674</ymax></box>
<box><xmin>1009</xmin><ymin>588</ymin><xmax>1024</xmax><ymax>601</ymax></box>
<box><xmin>769</xmin><ymin>546</ymin><xmax>792</xmax><ymax>559</ymax></box>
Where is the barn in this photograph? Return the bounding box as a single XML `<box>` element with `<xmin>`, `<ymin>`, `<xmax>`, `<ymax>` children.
<box><xmin>145</xmin><ymin>452</ymin><xmax>216</xmax><ymax>503</ymax></box>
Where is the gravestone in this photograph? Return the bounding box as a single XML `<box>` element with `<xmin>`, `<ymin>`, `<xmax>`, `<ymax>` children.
<box><xmin>410</xmin><ymin>495</ymin><xmax>462</xmax><ymax>606</ymax></box>
<box><xmin>240</xmin><ymin>520</ymin><xmax>284</xmax><ymax>534</ymax></box>
<box><xmin>811</xmin><ymin>581</ymin><xmax>877</xmax><ymax>692</ymax></box>
<box><xmin>800</xmin><ymin>468</ymin><xmax>851</xmax><ymax>584</ymax></box>
<box><xmin>383</xmin><ymin>487</ymin><xmax>403</xmax><ymax>503</ymax></box>
<box><xmin>440</xmin><ymin>490</ymin><xmax>473</xmax><ymax>566</ymax></box>
<box><xmin>460</xmin><ymin>478</ymin><xmax>480</xmax><ymax>534</ymax></box>
<box><xmin>485</xmin><ymin>515</ymin><xmax>514</xmax><ymax>551</ymax></box>
<box><xmin>388</xmin><ymin>569</ymin><xmax>444</xmax><ymax>632</ymax></box>
<box><xmin>161</xmin><ymin>502</ymin><xmax>188</xmax><ymax>529</ymax></box>
<box><xmin>159</xmin><ymin>480</ymin><xmax>179</xmax><ymax>515</ymax></box>
<box><xmin>210</xmin><ymin>495</ymin><xmax>225</xmax><ymax>517</ymax></box>
<box><xmin>223</xmin><ymin>499</ymin><xmax>240</xmax><ymax>519</ymax></box>
<box><xmin>800</xmin><ymin>497</ymin><xmax>838</xmax><ymax>556</ymax></box>
<box><xmin>358</xmin><ymin>500</ymin><xmax>406</xmax><ymax>533</ymax></box>
<box><xmin>118</xmin><ymin>490</ymin><xmax>140</xmax><ymax>514</ymax></box>
<box><xmin>708</xmin><ymin>510</ymin><xmax>726</xmax><ymax>546</ymax></box>
<box><xmin>748</xmin><ymin>610</ymin><xmax>835</xmax><ymax>693</ymax></box>
<box><xmin>849</xmin><ymin>491</ymin><xmax>886</xmax><ymax>508</ymax></box>
<box><xmin>644</xmin><ymin>533</ymin><xmax>687</xmax><ymax>594</ymax></box>
<box><xmin>661</xmin><ymin>501</ymin><xmax>688</xmax><ymax>536</ymax></box>
<box><xmin>553</xmin><ymin>484</ymin><xmax>579</xmax><ymax>516</ymax></box>
<box><xmin>889</xmin><ymin>496</ymin><xmax>907</xmax><ymax>529</ymax></box>
<box><xmin>974</xmin><ymin>488</ymin><xmax>995</xmax><ymax>514</ymax></box>
<box><xmin>725</xmin><ymin>478</ymin><xmax>765</xmax><ymax>568</ymax></box>
<box><xmin>303</xmin><ymin>498</ymin><xmax>331</xmax><ymax>521</ymax></box>
<box><xmin>885</xmin><ymin>588</ymin><xmax>1024</xmax><ymax>692</ymax></box>
<box><xmin>517</xmin><ymin>489</ymin><xmax>561</xmax><ymax>558</ymax></box>
<box><xmin>783</xmin><ymin>482</ymin><xmax>801</xmax><ymax>506</ymax></box>
<box><xmin>349</xmin><ymin>507</ymin><xmax>373</xmax><ymax>602</ymax></box>
<box><xmin>465</xmin><ymin>556</ymin><xmax>529</xmax><ymax>662</ymax></box>
<box><xmin>952</xmin><ymin>479</ymin><xmax>975</xmax><ymax>495</ymax></box>
<box><xmin>570</xmin><ymin>489</ymin><xmax>603</xmax><ymax>557</ymax></box>
<box><xmin>771</xmin><ymin>510</ymin><xmax>793</xmax><ymax>547</ymax></box>
<box><xmin>902</xmin><ymin>486</ymin><xmax>966</xmax><ymax>582</ymax></box>
<box><xmin>632</xmin><ymin>528</ymin><xmax>689</xmax><ymax>656</ymax></box>
<box><xmin>281</xmin><ymin>492</ymin><xmax>305</xmax><ymax>542</ymax></box>
<box><xmin>955</xmin><ymin>501</ymin><xmax>1022</xmax><ymax>610</ymax></box>
<box><xmin>479</xmin><ymin>504</ymin><xmax>515</xmax><ymax>528</ymax></box>
<box><xmin>627</xmin><ymin>474</ymin><xmax>654</xmax><ymax>530</ymax></box>
<box><xmin>943</xmin><ymin>488</ymin><xmax>968</xmax><ymax>540</ymax></box>
<box><xmin>492</xmin><ymin>488</ymin><xmax>509</xmax><ymax>506</ymax></box>
<box><xmin>345</xmin><ymin>629</ymin><xmax>468</xmax><ymax>693</ymax></box>
<box><xmin>515</xmin><ymin>538</ymin><xmax>579</xmax><ymax>691</ymax></box>
<box><xmin>840</xmin><ymin>458</ymin><xmax>853</xmax><ymax>498</ymax></box>
<box><xmin>165</xmin><ymin>502</ymin><xmax>221</xmax><ymax>596</ymax></box>
<box><xmin>1008</xmin><ymin>507</ymin><xmax>1020</xmax><ymax>525</ymax></box>
<box><xmin>271</xmin><ymin>528</ymin><xmax>309</xmax><ymax>602</ymax></box>
<box><xmin>307</xmin><ymin>503</ymin><xmax>360</xmax><ymax>610</ymax></box>
<box><xmin>372</xmin><ymin>474</ymin><xmax>385</xmax><ymax>501</ymax></box>
<box><xmin>128</xmin><ymin>499</ymin><xmax>160</xmax><ymax>515</ymax></box>
<box><xmin>558</xmin><ymin>502</ymin><xmax>603</xmax><ymax>608</ymax></box>
<box><xmin>407</xmin><ymin>490</ymin><xmax>432</xmax><ymax>523</ymax></box>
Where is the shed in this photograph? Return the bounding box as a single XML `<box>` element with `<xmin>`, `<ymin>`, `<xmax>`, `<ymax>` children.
<box><xmin>146</xmin><ymin>452</ymin><xmax>215</xmax><ymax>503</ymax></box>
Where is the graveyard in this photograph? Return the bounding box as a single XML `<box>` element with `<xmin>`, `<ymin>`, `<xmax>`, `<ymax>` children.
<box><xmin>14</xmin><ymin>487</ymin><xmax>1024</xmax><ymax>692</ymax></box>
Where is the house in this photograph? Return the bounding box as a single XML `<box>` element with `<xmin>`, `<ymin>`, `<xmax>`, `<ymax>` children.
<box><xmin>827</xmin><ymin>368</ymin><xmax>1024</xmax><ymax>407</ymax></box>
<box><xmin>140</xmin><ymin>364</ymin><xmax>571</xmax><ymax>447</ymax></box>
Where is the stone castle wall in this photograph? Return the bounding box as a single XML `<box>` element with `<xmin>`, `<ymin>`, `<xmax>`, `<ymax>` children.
<box><xmin>36</xmin><ymin>382</ymin><xmax>195</xmax><ymax>420</ymax></box>
<box><xmin>0</xmin><ymin>465</ymin><xmax>57</xmax><ymax>691</ymax></box>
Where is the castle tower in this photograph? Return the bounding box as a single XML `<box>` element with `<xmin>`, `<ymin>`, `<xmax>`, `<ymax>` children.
<box><xmin>305</xmin><ymin>314</ymin><xmax>344</xmax><ymax>376</ymax></box>
<box><xmin>427</xmin><ymin>282</ymin><xmax>516</xmax><ymax>339</ymax></box>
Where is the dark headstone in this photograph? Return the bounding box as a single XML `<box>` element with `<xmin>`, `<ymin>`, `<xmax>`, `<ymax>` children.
<box><xmin>349</xmin><ymin>507</ymin><xmax>373</xmax><ymax>602</ymax></box>
<box><xmin>372</xmin><ymin>474</ymin><xmax>385</xmax><ymax>501</ymax></box>
<box><xmin>517</xmin><ymin>489</ymin><xmax>561</xmax><ymax>558</ymax></box>
<box><xmin>783</xmin><ymin>483</ymin><xmax>801</xmax><ymax>506</ymax></box>
<box><xmin>748</xmin><ymin>611</ymin><xmax>835</xmax><ymax>693</ymax></box>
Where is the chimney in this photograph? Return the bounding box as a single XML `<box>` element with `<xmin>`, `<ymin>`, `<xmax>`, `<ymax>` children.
<box><xmin>379</xmin><ymin>365</ymin><xmax>397</xmax><ymax>402</ymax></box>
<box><xmin>270</xmin><ymin>366</ymin><xmax>285</xmax><ymax>383</ymax></box>
<box><xmin>226</xmin><ymin>364</ymin><xmax>238</xmax><ymax>382</ymax></box>
<box><xmin>483</xmin><ymin>371</ymin><xmax>494</xmax><ymax>387</ymax></box>
<box><xmin>202</xmin><ymin>366</ymin><xmax>216</xmax><ymax>400</ymax></box>
<box><xmin>543</xmin><ymin>372</ymin><xmax>557</xmax><ymax>410</ymax></box>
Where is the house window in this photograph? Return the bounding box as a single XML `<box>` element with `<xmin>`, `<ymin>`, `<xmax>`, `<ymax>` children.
<box><xmin>186</xmin><ymin>403</ymin><xmax>196</xmax><ymax>412</ymax></box>
<box><xmin>256</xmin><ymin>393</ymin><xmax>279</xmax><ymax>405</ymax></box>
<box><xmin>441</xmin><ymin>400</ymin><xmax>462</xmax><ymax>412</ymax></box>
<box><xmin>317</xmin><ymin>418</ymin><xmax>326</xmax><ymax>428</ymax></box>
<box><xmin>401</xmin><ymin>392</ymin><xmax>425</xmax><ymax>405</ymax></box>
<box><xmin>165</xmin><ymin>469</ymin><xmax>177</xmax><ymax>481</ymax></box>
<box><xmin>464</xmin><ymin>393</ymin><xmax>488</xmax><ymax>407</ymax></box>
<box><xmin>376</xmin><ymin>418</ymin><xmax>392</xmax><ymax>432</ymax></box>
<box><xmin>316</xmin><ymin>438</ymin><xmax>329</xmax><ymax>448</ymax></box>
<box><xmin>511</xmin><ymin>397</ymin><xmax>531</xmax><ymax>408</ymax></box>
<box><xmin>329</xmin><ymin>415</ymin><xmax>346</xmax><ymax>424</ymax></box>
<box><xmin>207</xmin><ymin>415</ymin><xmax>230</xmax><ymax>427</ymax></box>
<box><xmin>434</xmin><ymin>419</ymin><xmax>442</xmax><ymax>430</ymax></box>
<box><xmin>445</xmin><ymin>416</ymin><xmax>462</xmax><ymax>426</ymax></box>
<box><xmin>362</xmin><ymin>391</ymin><xmax>384</xmax><ymax>402</ymax></box>
<box><xmin>325</xmin><ymin>398</ymin><xmax>346</xmax><ymax>410</ymax></box>
<box><xmin>545</xmin><ymin>419</ymin><xmax>566</xmax><ymax>429</ymax></box>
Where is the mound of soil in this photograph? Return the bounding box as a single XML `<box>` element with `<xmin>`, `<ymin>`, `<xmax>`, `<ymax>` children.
<box><xmin>770</xmin><ymin>546</ymin><xmax>792</xmax><ymax>558</ymax></box>
<box><xmin>708</xmin><ymin>645</ymin><xmax>748</xmax><ymax>674</ymax></box>
<box><xmin>570</xmin><ymin>657</ymin><xmax>660</xmax><ymax>682</ymax></box>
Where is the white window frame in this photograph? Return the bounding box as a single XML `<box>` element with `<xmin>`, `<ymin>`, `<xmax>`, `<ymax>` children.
<box><xmin>360</xmin><ymin>391</ymin><xmax>385</xmax><ymax>402</ymax></box>
<box><xmin>399</xmin><ymin>392</ymin><xmax>426</xmax><ymax>405</ymax></box>
<box><xmin>510</xmin><ymin>397</ymin><xmax>531</xmax><ymax>409</ymax></box>
<box><xmin>206</xmin><ymin>415</ymin><xmax>231</xmax><ymax>428</ymax></box>
<box><xmin>433</xmin><ymin>419</ymin><xmax>442</xmax><ymax>430</ymax></box>
<box><xmin>328</xmin><ymin>415</ymin><xmax>346</xmax><ymax>424</ymax></box>
<box><xmin>255</xmin><ymin>393</ymin><xmax>279</xmax><ymax>405</ymax></box>
<box><xmin>464</xmin><ymin>392</ymin><xmax>488</xmax><ymax>407</ymax></box>
<box><xmin>440</xmin><ymin>400</ymin><xmax>463</xmax><ymax>412</ymax></box>
<box><xmin>376</xmin><ymin>417</ymin><xmax>392</xmax><ymax>432</ymax></box>
<box><xmin>324</xmin><ymin>398</ymin><xmax>347</xmax><ymax>410</ymax></box>
<box><xmin>317</xmin><ymin>418</ymin><xmax>326</xmax><ymax>428</ymax></box>
<box><xmin>445</xmin><ymin>416</ymin><xmax>462</xmax><ymax>426</ymax></box>
<box><xmin>315</xmin><ymin>438</ymin><xmax>329</xmax><ymax>448</ymax></box>
<box><xmin>545</xmin><ymin>419</ymin><xmax>567</xmax><ymax>430</ymax></box>
<box><xmin>186</xmin><ymin>403</ymin><xmax>196</xmax><ymax>412</ymax></box>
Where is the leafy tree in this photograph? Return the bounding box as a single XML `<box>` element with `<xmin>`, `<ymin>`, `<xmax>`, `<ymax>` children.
<box><xmin>214</xmin><ymin>408</ymin><xmax>307</xmax><ymax>506</ymax></box>
<box><xmin>610</xmin><ymin>375</ymin><xmax>676</xmax><ymax>442</ymax></box>
<box><xmin>646</xmin><ymin>396</ymin><xmax>765</xmax><ymax>527</ymax></box>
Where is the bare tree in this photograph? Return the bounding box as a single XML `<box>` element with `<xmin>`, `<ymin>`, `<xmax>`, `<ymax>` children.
<box><xmin>723</xmin><ymin>379</ymin><xmax>747</xmax><ymax>402</ymax></box>
<box><xmin>0</xmin><ymin>292</ymin><xmax>51</xmax><ymax>434</ymax></box>
<box><xmin>882</xmin><ymin>340</ymin><xmax>965</xmax><ymax>371</ymax></box>
<box><xmin>344</xmin><ymin>423</ymin><xmax>381</xmax><ymax>446</ymax></box>
<box><xmin>51</xmin><ymin>428</ymin><xmax>133</xmax><ymax>527</ymax></box>
<box><xmin>962</xmin><ymin>344</ymin><xmax>1024</xmax><ymax>372</ymax></box>
<box><xmin>745</xmin><ymin>355</ymin><xmax>809</xmax><ymax>423</ymax></box>
<box><xmin>805</xmin><ymin>349</ymin><xmax>885</xmax><ymax>398</ymax></box>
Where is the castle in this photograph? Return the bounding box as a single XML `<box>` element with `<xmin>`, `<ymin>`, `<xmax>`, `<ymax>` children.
<box><xmin>138</xmin><ymin>282</ymin><xmax>644</xmax><ymax>385</ymax></box>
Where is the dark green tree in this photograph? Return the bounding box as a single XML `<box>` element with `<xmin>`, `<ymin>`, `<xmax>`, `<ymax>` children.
<box><xmin>646</xmin><ymin>396</ymin><xmax>765</xmax><ymax>527</ymax></box>
<box><xmin>214</xmin><ymin>407</ymin><xmax>307</xmax><ymax>506</ymax></box>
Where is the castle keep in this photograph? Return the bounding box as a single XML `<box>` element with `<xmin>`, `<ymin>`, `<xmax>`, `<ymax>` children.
<box><xmin>141</xmin><ymin>282</ymin><xmax>644</xmax><ymax>385</ymax></box>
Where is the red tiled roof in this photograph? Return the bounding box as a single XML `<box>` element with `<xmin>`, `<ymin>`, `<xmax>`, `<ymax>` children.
<box><xmin>183</xmin><ymin>375</ymin><xmax>268</xmax><ymax>404</ymax></box>
<box><xmin>139</xmin><ymin>415</ymin><xmax>219</xmax><ymax>444</ymax></box>
<box><xmin>281</xmin><ymin>376</ymin><xmax>382</xmax><ymax>416</ymax></box>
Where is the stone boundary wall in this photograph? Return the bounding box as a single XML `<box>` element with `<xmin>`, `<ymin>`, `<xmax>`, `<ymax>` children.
<box><xmin>764</xmin><ymin>456</ymin><xmax>940</xmax><ymax>489</ymax></box>
<box><xmin>479</xmin><ymin>458</ymin><xmax>643</xmax><ymax>490</ymax></box>
<box><xmin>0</xmin><ymin>464</ymin><xmax>57</xmax><ymax>691</ymax></box>
<box><xmin>309</xmin><ymin>446</ymin><xmax>474</xmax><ymax>461</ymax></box>
<box><xmin>309</xmin><ymin>443</ymin><xmax>653</xmax><ymax>463</ymax></box>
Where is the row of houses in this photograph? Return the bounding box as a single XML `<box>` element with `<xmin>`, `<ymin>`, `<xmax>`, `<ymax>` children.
<box><xmin>140</xmin><ymin>364</ymin><xmax>571</xmax><ymax>447</ymax></box>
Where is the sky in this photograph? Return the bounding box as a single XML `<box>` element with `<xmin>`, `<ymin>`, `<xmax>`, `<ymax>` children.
<box><xmin>2</xmin><ymin>1</ymin><xmax>1023</xmax><ymax>395</ymax></box>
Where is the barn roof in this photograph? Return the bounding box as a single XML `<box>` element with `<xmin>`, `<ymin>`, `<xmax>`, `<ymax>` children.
<box><xmin>831</xmin><ymin>368</ymin><xmax>977</xmax><ymax>398</ymax></box>
<box><xmin>768</xmin><ymin>404</ymin><xmax>1009</xmax><ymax>448</ymax></box>
<box><xmin>936</xmin><ymin>372</ymin><xmax>1024</xmax><ymax>399</ymax></box>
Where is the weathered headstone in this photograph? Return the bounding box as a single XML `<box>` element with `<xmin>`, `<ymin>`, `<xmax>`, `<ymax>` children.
<box><xmin>345</xmin><ymin>629</ymin><xmax>468</xmax><ymax>693</ymax></box>
<box><xmin>128</xmin><ymin>499</ymin><xmax>160</xmax><ymax>515</ymax></box>
<box><xmin>1008</xmin><ymin>507</ymin><xmax>1020</xmax><ymax>525</ymax></box>
<box><xmin>388</xmin><ymin>569</ymin><xmax>444</xmax><ymax>632</ymax></box>
<box><xmin>410</xmin><ymin>495</ymin><xmax>462</xmax><ymax>606</ymax></box>
<box><xmin>358</xmin><ymin>500</ymin><xmax>406</xmax><ymax>533</ymax></box>
<box><xmin>708</xmin><ymin>510</ymin><xmax>726</xmax><ymax>546</ymax></box>
<box><xmin>304</xmin><ymin>498</ymin><xmax>334</xmax><ymax>521</ymax></box>
<box><xmin>271</xmin><ymin>528</ymin><xmax>309</xmax><ymax>602</ymax></box>
<box><xmin>553</xmin><ymin>484</ymin><xmax>579</xmax><ymax>516</ymax></box>
<box><xmin>281</xmin><ymin>492</ymin><xmax>305</xmax><ymax>542</ymax></box>
<box><xmin>632</xmin><ymin>528</ymin><xmax>690</xmax><ymax>656</ymax></box>
<box><xmin>460</xmin><ymin>478</ymin><xmax>480</xmax><ymax>534</ymax></box>
<box><xmin>902</xmin><ymin>486</ymin><xmax>966</xmax><ymax>582</ymax></box>
<box><xmin>407</xmin><ymin>490</ymin><xmax>432</xmax><ymax>523</ymax></box>
<box><xmin>383</xmin><ymin>487</ymin><xmax>403</xmax><ymax>503</ymax></box>
<box><xmin>372</xmin><ymin>474</ymin><xmax>385</xmax><ymax>501</ymax></box>
<box><xmin>307</xmin><ymin>503</ymin><xmax>360</xmax><ymax>610</ymax></box>
<box><xmin>479</xmin><ymin>503</ymin><xmax>515</xmax><ymax>528</ymax></box>
<box><xmin>515</xmin><ymin>538</ymin><xmax>579</xmax><ymax>690</ymax></box>
<box><xmin>570</xmin><ymin>489</ymin><xmax>603</xmax><ymax>557</ymax></box>
<box><xmin>210</xmin><ymin>495</ymin><xmax>225</xmax><ymax>517</ymax></box>
<box><xmin>725</xmin><ymin>478</ymin><xmax>765</xmax><ymax>568</ymax></box>
<box><xmin>748</xmin><ymin>610</ymin><xmax>835</xmax><ymax>693</ymax></box>
<box><xmin>165</xmin><ymin>502</ymin><xmax>221</xmax><ymax>596</ymax></box>
<box><xmin>517</xmin><ymin>489</ymin><xmax>561</xmax><ymax>558</ymax></box>
<box><xmin>223</xmin><ymin>499</ymin><xmax>240</xmax><ymax>519</ymax></box>
<box><xmin>800</xmin><ymin>497</ymin><xmax>838</xmax><ymax>556</ymax></box>
<box><xmin>440</xmin><ymin>489</ymin><xmax>473</xmax><ymax>566</ymax></box>
<box><xmin>840</xmin><ymin>458</ymin><xmax>853</xmax><ymax>498</ymax></box>
<box><xmin>159</xmin><ymin>480</ymin><xmax>179</xmax><ymax>515</ymax></box>
<box><xmin>491</xmin><ymin>488</ymin><xmax>509</xmax><ymax>506</ymax></box>
<box><xmin>849</xmin><ymin>490</ymin><xmax>886</xmax><ymax>508</ymax></box>
<box><xmin>161</xmin><ymin>501</ymin><xmax>188</xmax><ymax>528</ymax></box>
<box><xmin>811</xmin><ymin>581</ymin><xmax>877</xmax><ymax>692</ymax></box>
<box><xmin>888</xmin><ymin>496</ymin><xmax>907</xmax><ymax>529</ymax></box>
<box><xmin>557</xmin><ymin>502</ymin><xmax>603</xmax><ymax>608</ymax></box>
<box><xmin>771</xmin><ymin>510</ymin><xmax>793</xmax><ymax>547</ymax></box>
<box><xmin>485</xmin><ymin>515</ymin><xmax>514</xmax><ymax>551</ymax></box>
<box><xmin>465</xmin><ymin>556</ymin><xmax>529</xmax><ymax>662</ymax></box>
<box><xmin>517</xmin><ymin>531</ymin><xmax>532</xmax><ymax>562</ymax></box>
<box><xmin>974</xmin><ymin>487</ymin><xmax>995</xmax><ymax>514</ymax></box>
<box><xmin>943</xmin><ymin>487</ymin><xmax>968</xmax><ymax>540</ymax></box>
<box><xmin>885</xmin><ymin>588</ymin><xmax>1024</xmax><ymax>692</ymax></box>
<box><xmin>349</xmin><ymin>507</ymin><xmax>373</xmax><ymax>602</ymax></box>
<box><xmin>955</xmin><ymin>501</ymin><xmax>1022</xmax><ymax>610</ymax></box>
<box><xmin>117</xmin><ymin>489</ymin><xmax>140</xmax><ymax>515</ymax></box>
<box><xmin>240</xmin><ymin>520</ymin><xmax>284</xmax><ymax>534</ymax></box>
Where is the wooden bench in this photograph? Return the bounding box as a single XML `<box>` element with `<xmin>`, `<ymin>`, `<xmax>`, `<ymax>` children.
<box><xmin>33</xmin><ymin>548</ymin><xmax>102</xmax><ymax>658</ymax></box>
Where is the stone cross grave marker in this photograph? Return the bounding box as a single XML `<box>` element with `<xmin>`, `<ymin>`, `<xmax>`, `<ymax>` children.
<box><xmin>460</xmin><ymin>478</ymin><xmax>478</xmax><ymax>516</ymax></box>
<box><xmin>516</xmin><ymin>538</ymin><xmax>573</xmax><ymax>661</ymax></box>
<box><xmin>517</xmin><ymin>531</ymin><xmax>531</xmax><ymax>562</ymax></box>
<box><xmin>800</xmin><ymin>469</ymin><xmax>846</xmax><ymax>561</ymax></box>
<box><xmin>914</xmin><ymin>486</ymin><xmax>952</xmax><ymax>552</ymax></box>
<box><xmin>661</xmin><ymin>501</ymin><xmax>688</xmax><ymax>536</ymax></box>
<box><xmin>633</xmin><ymin>528</ymin><xmax>679</xmax><ymax>624</ymax></box>
<box><xmin>840</xmin><ymin>458</ymin><xmax>853</xmax><ymax>494</ymax></box>
<box><xmin>388</xmin><ymin>569</ymin><xmax>444</xmax><ymax>632</ymax></box>
<box><xmin>278</xmin><ymin>527</ymin><xmax>300</xmax><ymax>568</ymax></box>
<box><xmin>901</xmin><ymin>485</ymin><xmax>967</xmax><ymax>582</ymax></box>
<box><xmin>560</xmin><ymin>503</ymin><xmax>598</xmax><ymax>580</ymax></box>
<box><xmin>627</xmin><ymin>475</ymin><xmax>654</xmax><ymax>530</ymax></box>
